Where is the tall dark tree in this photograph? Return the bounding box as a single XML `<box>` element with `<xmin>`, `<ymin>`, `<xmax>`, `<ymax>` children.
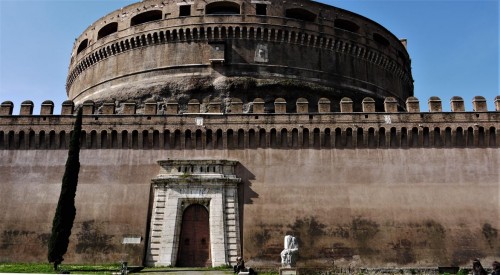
<box><xmin>48</xmin><ymin>108</ymin><xmax>83</xmax><ymax>270</ymax></box>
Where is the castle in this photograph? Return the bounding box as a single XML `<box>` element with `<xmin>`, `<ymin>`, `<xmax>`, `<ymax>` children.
<box><xmin>0</xmin><ymin>0</ymin><xmax>498</xmax><ymax>270</ymax></box>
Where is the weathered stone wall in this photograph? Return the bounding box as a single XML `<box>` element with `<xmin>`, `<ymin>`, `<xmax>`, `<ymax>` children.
<box><xmin>0</xmin><ymin>148</ymin><xmax>498</xmax><ymax>267</ymax></box>
<box><xmin>0</xmin><ymin>97</ymin><xmax>498</xmax><ymax>267</ymax></box>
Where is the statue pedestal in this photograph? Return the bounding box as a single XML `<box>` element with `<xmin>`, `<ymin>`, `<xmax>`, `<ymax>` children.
<box><xmin>280</xmin><ymin>268</ymin><xmax>298</xmax><ymax>275</ymax></box>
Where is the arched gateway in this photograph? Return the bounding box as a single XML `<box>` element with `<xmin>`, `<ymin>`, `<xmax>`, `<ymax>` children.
<box><xmin>146</xmin><ymin>160</ymin><xmax>241</xmax><ymax>267</ymax></box>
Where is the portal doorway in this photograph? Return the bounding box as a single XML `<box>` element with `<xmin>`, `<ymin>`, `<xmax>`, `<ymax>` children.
<box><xmin>176</xmin><ymin>204</ymin><xmax>211</xmax><ymax>267</ymax></box>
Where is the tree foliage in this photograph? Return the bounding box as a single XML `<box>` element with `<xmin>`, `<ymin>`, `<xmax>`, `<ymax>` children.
<box><xmin>48</xmin><ymin>108</ymin><xmax>83</xmax><ymax>270</ymax></box>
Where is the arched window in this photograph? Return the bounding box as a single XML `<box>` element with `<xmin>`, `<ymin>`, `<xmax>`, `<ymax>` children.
<box><xmin>281</xmin><ymin>128</ymin><xmax>288</xmax><ymax>148</ymax></box>
<box><xmin>174</xmin><ymin>130</ymin><xmax>181</xmax><ymax>149</ymax></box>
<box><xmin>373</xmin><ymin>33</ymin><xmax>389</xmax><ymax>47</ymax></box>
<box><xmin>143</xmin><ymin>130</ymin><xmax>150</xmax><ymax>149</ymax></box>
<box><xmin>77</xmin><ymin>39</ymin><xmax>88</xmax><ymax>55</ymax></box>
<box><xmin>195</xmin><ymin>129</ymin><xmax>203</xmax><ymax>149</ymax></box>
<box><xmin>323</xmin><ymin>128</ymin><xmax>331</xmax><ymax>148</ymax></box>
<box><xmin>248</xmin><ymin>129</ymin><xmax>256</xmax><ymax>148</ymax></box>
<box><xmin>184</xmin><ymin>130</ymin><xmax>192</xmax><ymax>149</ymax></box>
<box><xmin>259</xmin><ymin>128</ymin><xmax>266</xmax><ymax>148</ymax></box>
<box><xmin>285</xmin><ymin>8</ymin><xmax>316</xmax><ymax>22</ymax></box>
<box><xmin>313</xmin><ymin>128</ymin><xmax>320</xmax><ymax>148</ymax></box>
<box><xmin>206</xmin><ymin>2</ymin><xmax>240</xmax><ymax>15</ymax></box>
<box><xmin>356</xmin><ymin>128</ymin><xmax>364</xmax><ymax>148</ymax></box>
<box><xmin>335</xmin><ymin>19</ymin><xmax>359</xmax><ymax>33</ymax></box>
<box><xmin>237</xmin><ymin>129</ymin><xmax>245</xmax><ymax>148</ymax></box>
<box><xmin>205</xmin><ymin>129</ymin><xmax>212</xmax><ymax>148</ymax></box>
<box><xmin>121</xmin><ymin>130</ymin><xmax>129</xmax><ymax>149</ymax></box>
<box><xmin>98</xmin><ymin>22</ymin><xmax>118</xmax><ymax>40</ymax></box>
<box><xmin>101</xmin><ymin>130</ymin><xmax>108</xmax><ymax>149</ymax></box>
<box><xmin>216</xmin><ymin>129</ymin><xmax>223</xmax><ymax>149</ymax></box>
<box><xmin>59</xmin><ymin>131</ymin><xmax>66</xmax><ymax>149</ymax></box>
<box><xmin>111</xmin><ymin>130</ymin><xmax>118</xmax><ymax>149</ymax></box>
<box><xmin>270</xmin><ymin>128</ymin><xmax>277</xmax><ymax>148</ymax></box>
<box><xmin>227</xmin><ymin>129</ymin><xmax>234</xmax><ymax>149</ymax></box>
<box><xmin>434</xmin><ymin>128</ymin><xmax>442</xmax><ymax>147</ymax></box>
<box><xmin>132</xmin><ymin>130</ymin><xmax>139</xmax><ymax>149</ymax></box>
<box><xmin>368</xmin><ymin>128</ymin><xmax>376</xmax><ymax>148</ymax></box>
<box><xmin>131</xmin><ymin>10</ymin><xmax>162</xmax><ymax>26</ymax></box>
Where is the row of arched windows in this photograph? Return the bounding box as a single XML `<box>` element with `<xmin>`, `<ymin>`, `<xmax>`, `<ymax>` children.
<box><xmin>1</xmin><ymin>126</ymin><xmax>496</xmax><ymax>150</ymax></box>
<box><xmin>68</xmin><ymin>24</ymin><xmax>409</xmax><ymax>90</ymax></box>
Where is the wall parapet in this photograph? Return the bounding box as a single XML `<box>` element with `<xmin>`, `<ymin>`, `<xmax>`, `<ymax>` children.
<box><xmin>1</xmin><ymin>96</ymin><xmax>499</xmax><ymax>116</ymax></box>
<box><xmin>0</xmin><ymin>98</ymin><xmax>498</xmax><ymax>151</ymax></box>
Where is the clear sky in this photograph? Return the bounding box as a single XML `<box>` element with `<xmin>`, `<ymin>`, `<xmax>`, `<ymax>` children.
<box><xmin>0</xmin><ymin>0</ymin><xmax>498</xmax><ymax>114</ymax></box>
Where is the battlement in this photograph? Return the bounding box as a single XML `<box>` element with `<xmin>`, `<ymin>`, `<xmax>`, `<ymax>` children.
<box><xmin>0</xmin><ymin>96</ymin><xmax>498</xmax><ymax>151</ymax></box>
<box><xmin>1</xmin><ymin>96</ymin><xmax>499</xmax><ymax>116</ymax></box>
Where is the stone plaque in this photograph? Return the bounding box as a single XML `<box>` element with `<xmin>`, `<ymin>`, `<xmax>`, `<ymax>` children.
<box><xmin>280</xmin><ymin>268</ymin><xmax>298</xmax><ymax>275</ymax></box>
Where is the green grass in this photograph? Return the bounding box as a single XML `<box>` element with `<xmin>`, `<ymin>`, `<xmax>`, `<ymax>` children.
<box><xmin>0</xmin><ymin>263</ymin><xmax>121</xmax><ymax>274</ymax></box>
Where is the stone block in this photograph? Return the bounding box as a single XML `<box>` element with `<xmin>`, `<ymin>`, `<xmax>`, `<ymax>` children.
<box><xmin>82</xmin><ymin>100</ymin><xmax>95</xmax><ymax>115</ymax></box>
<box><xmin>428</xmin><ymin>96</ymin><xmax>442</xmax><ymax>112</ymax></box>
<box><xmin>144</xmin><ymin>100</ymin><xmax>157</xmax><ymax>115</ymax></box>
<box><xmin>253</xmin><ymin>98</ymin><xmax>264</xmax><ymax>113</ymax></box>
<box><xmin>340</xmin><ymin>97</ymin><xmax>353</xmax><ymax>113</ymax></box>
<box><xmin>20</xmin><ymin>100</ymin><xmax>34</xmax><ymax>115</ymax></box>
<box><xmin>40</xmin><ymin>100</ymin><xmax>54</xmax><ymax>115</ymax></box>
<box><xmin>102</xmin><ymin>102</ymin><xmax>115</xmax><ymax>115</ymax></box>
<box><xmin>208</xmin><ymin>99</ymin><xmax>222</xmax><ymax>113</ymax></box>
<box><xmin>450</xmin><ymin>96</ymin><xmax>465</xmax><ymax>112</ymax></box>
<box><xmin>187</xmin><ymin>99</ymin><xmax>200</xmax><ymax>113</ymax></box>
<box><xmin>362</xmin><ymin>97</ymin><xmax>375</xmax><ymax>112</ymax></box>
<box><xmin>318</xmin><ymin>98</ymin><xmax>331</xmax><ymax>113</ymax></box>
<box><xmin>123</xmin><ymin>102</ymin><xmax>136</xmax><ymax>114</ymax></box>
<box><xmin>61</xmin><ymin>100</ymin><xmax>74</xmax><ymax>115</ymax></box>
<box><xmin>275</xmin><ymin>98</ymin><xmax>286</xmax><ymax>113</ymax></box>
<box><xmin>472</xmin><ymin>96</ymin><xmax>487</xmax><ymax>111</ymax></box>
<box><xmin>405</xmin><ymin>97</ymin><xmax>420</xmax><ymax>112</ymax></box>
<box><xmin>384</xmin><ymin>97</ymin><xmax>398</xmax><ymax>113</ymax></box>
<box><xmin>230</xmin><ymin>98</ymin><xmax>243</xmax><ymax>113</ymax></box>
<box><xmin>0</xmin><ymin>101</ymin><xmax>14</xmax><ymax>115</ymax></box>
<box><xmin>166</xmin><ymin>99</ymin><xmax>178</xmax><ymax>114</ymax></box>
<box><xmin>296</xmin><ymin>98</ymin><xmax>308</xmax><ymax>113</ymax></box>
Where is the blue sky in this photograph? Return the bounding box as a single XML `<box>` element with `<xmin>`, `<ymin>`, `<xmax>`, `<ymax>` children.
<box><xmin>0</xmin><ymin>0</ymin><xmax>498</xmax><ymax>114</ymax></box>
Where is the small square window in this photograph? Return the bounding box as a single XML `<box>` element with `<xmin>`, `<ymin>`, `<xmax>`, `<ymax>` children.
<box><xmin>256</xmin><ymin>4</ymin><xmax>267</xmax><ymax>15</ymax></box>
<box><xmin>179</xmin><ymin>5</ymin><xmax>191</xmax><ymax>17</ymax></box>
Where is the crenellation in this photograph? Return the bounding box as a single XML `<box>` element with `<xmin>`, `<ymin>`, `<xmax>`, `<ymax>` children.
<box><xmin>61</xmin><ymin>100</ymin><xmax>75</xmax><ymax>115</ymax></box>
<box><xmin>40</xmin><ymin>100</ymin><xmax>54</xmax><ymax>115</ymax></box>
<box><xmin>318</xmin><ymin>97</ymin><xmax>331</xmax><ymax>113</ymax></box>
<box><xmin>428</xmin><ymin>96</ymin><xmax>442</xmax><ymax>112</ymax></box>
<box><xmin>20</xmin><ymin>100</ymin><xmax>34</xmax><ymax>115</ymax></box>
<box><xmin>472</xmin><ymin>95</ymin><xmax>487</xmax><ymax>112</ymax></box>
<box><xmin>362</xmin><ymin>97</ymin><xmax>376</xmax><ymax>112</ymax></box>
<box><xmin>101</xmin><ymin>102</ymin><xmax>116</xmax><ymax>115</ymax></box>
<box><xmin>274</xmin><ymin>98</ymin><xmax>287</xmax><ymax>114</ymax></box>
<box><xmin>0</xmin><ymin>101</ymin><xmax>14</xmax><ymax>115</ymax></box>
<box><xmin>144</xmin><ymin>99</ymin><xmax>158</xmax><ymax>115</ymax></box>
<box><xmin>252</xmin><ymin>98</ymin><xmax>265</xmax><ymax>113</ymax></box>
<box><xmin>383</xmin><ymin>97</ymin><xmax>398</xmax><ymax>113</ymax></box>
<box><xmin>82</xmin><ymin>100</ymin><xmax>95</xmax><ymax>115</ymax></box>
<box><xmin>340</xmin><ymin>97</ymin><xmax>353</xmax><ymax>113</ymax></box>
<box><xmin>123</xmin><ymin>102</ymin><xmax>137</xmax><ymax>114</ymax></box>
<box><xmin>296</xmin><ymin>97</ymin><xmax>309</xmax><ymax>113</ymax></box>
<box><xmin>450</xmin><ymin>96</ymin><xmax>465</xmax><ymax>112</ymax></box>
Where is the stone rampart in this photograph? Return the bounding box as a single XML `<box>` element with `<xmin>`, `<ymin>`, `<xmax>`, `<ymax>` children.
<box><xmin>1</xmin><ymin>96</ymin><xmax>498</xmax><ymax>151</ymax></box>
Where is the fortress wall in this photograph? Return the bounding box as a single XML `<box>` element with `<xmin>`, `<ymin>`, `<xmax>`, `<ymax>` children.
<box><xmin>0</xmin><ymin>148</ymin><xmax>498</xmax><ymax>267</ymax></box>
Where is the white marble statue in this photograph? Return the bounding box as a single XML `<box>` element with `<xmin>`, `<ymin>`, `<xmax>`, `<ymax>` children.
<box><xmin>280</xmin><ymin>235</ymin><xmax>298</xmax><ymax>267</ymax></box>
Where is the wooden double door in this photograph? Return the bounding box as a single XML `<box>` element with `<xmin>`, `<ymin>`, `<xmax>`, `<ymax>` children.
<box><xmin>176</xmin><ymin>204</ymin><xmax>211</xmax><ymax>267</ymax></box>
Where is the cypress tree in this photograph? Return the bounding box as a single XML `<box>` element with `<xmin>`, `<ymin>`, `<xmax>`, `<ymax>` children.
<box><xmin>48</xmin><ymin>108</ymin><xmax>83</xmax><ymax>270</ymax></box>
